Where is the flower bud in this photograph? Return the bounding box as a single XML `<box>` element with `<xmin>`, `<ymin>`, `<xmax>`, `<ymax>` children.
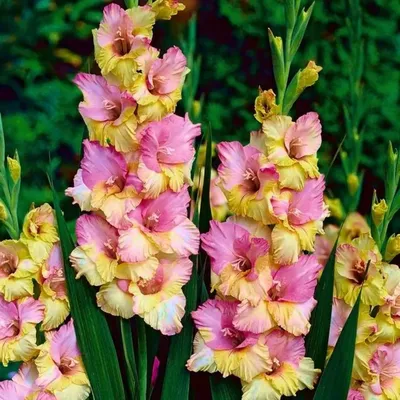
<box><xmin>192</xmin><ymin>100</ymin><xmax>202</xmax><ymax>120</ymax></box>
<box><xmin>347</xmin><ymin>173</ymin><xmax>359</xmax><ymax>196</ymax></box>
<box><xmin>0</xmin><ymin>202</ymin><xmax>7</xmax><ymax>222</ymax></box>
<box><xmin>254</xmin><ymin>88</ymin><xmax>279</xmax><ymax>123</ymax></box>
<box><xmin>7</xmin><ymin>156</ymin><xmax>21</xmax><ymax>183</ymax></box>
<box><xmin>372</xmin><ymin>199</ymin><xmax>388</xmax><ymax>227</ymax></box>
<box><xmin>151</xmin><ymin>0</ymin><xmax>185</xmax><ymax>20</ymax></box>
<box><xmin>385</xmin><ymin>234</ymin><xmax>400</xmax><ymax>262</ymax></box>
<box><xmin>298</xmin><ymin>61</ymin><xmax>322</xmax><ymax>94</ymax></box>
<box><xmin>324</xmin><ymin>196</ymin><xmax>344</xmax><ymax>221</ymax></box>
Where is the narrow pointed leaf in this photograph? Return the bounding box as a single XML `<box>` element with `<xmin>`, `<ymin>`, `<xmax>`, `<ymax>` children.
<box><xmin>120</xmin><ymin>318</ymin><xmax>139</xmax><ymax>400</ymax></box>
<box><xmin>136</xmin><ymin>317</ymin><xmax>148</xmax><ymax>400</ymax></box>
<box><xmin>50</xmin><ymin>179</ymin><xmax>125</xmax><ymax>400</ymax></box>
<box><xmin>313</xmin><ymin>292</ymin><xmax>362</xmax><ymax>399</ymax></box>
<box><xmin>268</xmin><ymin>29</ymin><xmax>285</xmax><ymax>93</ymax></box>
<box><xmin>210</xmin><ymin>374</ymin><xmax>242</xmax><ymax>400</ymax></box>
<box><xmin>290</xmin><ymin>3</ymin><xmax>315</xmax><ymax>59</ymax></box>
<box><xmin>305</xmin><ymin>238</ymin><xmax>338</xmax><ymax>370</ymax></box>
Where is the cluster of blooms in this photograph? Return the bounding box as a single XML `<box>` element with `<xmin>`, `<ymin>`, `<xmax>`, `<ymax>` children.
<box><xmin>187</xmin><ymin>91</ymin><xmax>330</xmax><ymax>399</ymax></box>
<box><xmin>316</xmin><ymin>213</ymin><xmax>400</xmax><ymax>399</ymax></box>
<box><xmin>0</xmin><ymin>204</ymin><xmax>90</xmax><ymax>399</ymax></box>
<box><xmin>66</xmin><ymin>2</ymin><xmax>200</xmax><ymax>336</ymax></box>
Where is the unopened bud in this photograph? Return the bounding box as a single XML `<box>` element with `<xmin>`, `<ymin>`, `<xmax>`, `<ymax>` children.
<box><xmin>385</xmin><ymin>234</ymin><xmax>400</xmax><ymax>262</ymax></box>
<box><xmin>298</xmin><ymin>61</ymin><xmax>322</xmax><ymax>94</ymax></box>
<box><xmin>192</xmin><ymin>100</ymin><xmax>202</xmax><ymax>119</ymax></box>
<box><xmin>372</xmin><ymin>199</ymin><xmax>388</xmax><ymax>227</ymax></box>
<box><xmin>0</xmin><ymin>202</ymin><xmax>7</xmax><ymax>222</ymax></box>
<box><xmin>347</xmin><ymin>173</ymin><xmax>359</xmax><ymax>196</ymax></box>
<box><xmin>151</xmin><ymin>0</ymin><xmax>185</xmax><ymax>20</ymax></box>
<box><xmin>7</xmin><ymin>156</ymin><xmax>20</xmax><ymax>183</ymax></box>
<box><xmin>324</xmin><ymin>197</ymin><xmax>344</xmax><ymax>221</ymax></box>
<box><xmin>254</xmin><ymin>88</ymin><xmax>279</xmax><ymax>123</ymax></box>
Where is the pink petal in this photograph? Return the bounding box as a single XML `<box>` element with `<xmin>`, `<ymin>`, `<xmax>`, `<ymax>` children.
<box><xmin>76</xmin><ymin>213</ymin><xmax>119</xmax><ymax>256</ymax></box>
<box><xmin>97</xmin><ymin>3</ymin><xmax>134</xmax><ymax>47</ymax></box>
<box><xmin>216</xmin><ymin>141</ymin><xmax>247</xmax><ymax>190</ymax></box>
<box><xmin>0</xmin><ymin>296</ymin><xmax>18</xmax><ymax>338</ymax></box>
<box><xmin>0</xmin><ymin>380</ymin><xmax>30</xmax><ymax>400</ymax></box>
<box><xmin>272</xmin><ymin>254</ymin><xmax>322</xmax><ymax>303</ymax></box>
<box><xmin>81</xmin><ymin>140</ymin><xmax>128</xmax><ymax>189</ymax></box>
<box><xmin>264</xmin><ymin>329</ymin><xmax>305</xmax><ymax>366</ymax></box>
<box><xmin>50</xmin><ymin>320</ymin><xmax>80</xmax><ymax>365</ymax></box>
<box><xmin>151</xmin><ymin>357</ymin><xmax>160</xmax><ymax>387</ymax></box>
<box><xmin>201</xmin><ymin>220</ymin><xmax>250</xmax><ymax>275</ymax></box>
<box><xmin>288</xmin><ymin>175</ymin><xmax>326</xmax><ymax>225</ymax></box>
<box><xmin>139</xmin><ymin>189</ymin><xmax>190</xmax><ymax>232</ymax></box>
<box><xmin>347</xmin><ymin>389</ymin><xmax>364</xmax><ymax>400</ymax></box>
<box><xmin>329</xmin><ymin>298</ymin><xmax>351</xmax><ymax>347</ymax></box>
<box><xmin>192</xmin><ymin>299</ymin><xmax>241</xmax><ymax>350</ymax></box>
<box><xmin>147</xmin><ymin>46</ymin><xmax>187</xmax><ymax>94</ymax></box>
<box><xmin>17</xmin><ymin>298</ymin><xmax>45</xmax><ymax>324</ymax></box>
<box><xmin>284</xmin><ymin>112</ymin><xmax>322</xmax><ymax>159</ymax></box>
<box><xmin>65</xmin><ymin>169</ymin><xmax>91</xmax><ymax>211</ymax></box>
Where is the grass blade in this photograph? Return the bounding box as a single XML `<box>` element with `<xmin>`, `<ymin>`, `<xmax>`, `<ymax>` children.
<box><xmin>120</xmin><ymin>318</ymin><xmax>139</xmax><ymax>400</ymax></box>
<box><xmin>210</xmin><ymin>375</ymin><xmax>242</xmax><ymax>400</ymax></box>
<box><xmin>313</xmin><ymin>292</ymin><xmax>362</xmax><ymax>399</ymax></box>
<box><xmin>136</xmin><ymin>317</ymin><xmax>148</xmax><ymax>400</ymax></box>
<box><xmin>50</xmin><ymin>178</ymin><xmax>125</xmax><ymax>400</ymax></box>
<box><xmin>305</xmin><ymin>238</ymin><xmax>338</xmax><ymax>370</ymax></box>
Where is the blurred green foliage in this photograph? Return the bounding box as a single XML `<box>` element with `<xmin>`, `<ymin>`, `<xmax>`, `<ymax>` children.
<box><xmin>197</xmin><ymin>0</ymin><xmax>400</xmax><ymax>208</ymax></box>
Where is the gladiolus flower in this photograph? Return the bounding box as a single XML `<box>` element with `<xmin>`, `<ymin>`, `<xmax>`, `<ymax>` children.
<box><xmin>242</xmin><ymin>329</ymin><xmax>320</xmax><ymax>399</ymax></box>
<box><xmin>70</xmin><ymin>213</ymin><xmax>119</xmax><ymax>286</ymax></box>
<box><xmin>385</xmin><ymin>234</ymin><xmax>400</xmax><ymax>262</ymax></box>
<box><xmin>355</xmin><ymin>341</ymin><xmax>400</xmax><ymax>399</ymax></box>
<box><xmin>314</xmin><ymin>224</ymin><xmax>339</xmax><ymax>267</ymax></box>
<box><xmin>216</xmin><ymin>141</ymin><xmax>279</xmax><ymax>225</ymax></box>
<box><xmin>270</xmin><ymin>175</ymin><xmax>328</xmax><ymax>265</ymax></box>
<box><xmin>131</xmin><ymin>46</ymin><xmax>188</xmax><ymax>123</ymax></box>
<box><xmin>129</xmin><ymin>257</ymin><xmax>192</xmax><ymax>335</ymax></box>
<box><xmin>261</xmin><ymin>112</ymin><xmax>322</xmax><ymax>190</ymax></box>
<box><xmin>0</xmin><ymin>240</ymin><xmax>38</xmax><ymax>301</ymax></box>
<box><xmin>254</xmin><ymin>88</ymin><xmax>279</xmax><ymax>123</ymax></box>
<box><xmin>35</xmin><ymin>320</ymin><xmax>90</xmax><ymax>400</ymax></box>
<box><xmin>137</xmin><ymin>113</ymin><xmax>201</xmax><ymax>198</ymax></box>
<box><xmin>329</xmin><ymin>298</ymin><xmax>377</xmax><ymax>348</ymax></box>
<box><xmin>0</xmin><ymin>362</ymin><xmax>55</xmax><ymax>400</ymax></box>
<box><xmin>151</xmin><ymin>0</ymin><xmax>185</xmax><ymax>20</ymax></box>
<box><xmin>233</xmin><ymin>255</ymin><xmax>322</xmax><ymax>336</ymax></box>
<box><xmin>375</xmin><ymin>263</ymin><xmax>400</xmax><ymax>343</ymax></box>
<box><xmin>21</xmin><ymin>204</ymin><xmax>58</xmax><ymax>263</ymax></box>
<box><xmin>118</xmin><ymin>188</ymin><xmax>199</xmax><ymax>262</ymax></box>
<box><xmin>0</xmin><ymin>295</ymin><xmax>44</xmax><ymax>366</ymax></box>
<box><xmin>187</xmin><ymin>299</ymin><xmax>273</xmax><ymax>382</ymax></box>
<box><xmin>73</xmin><ymin>73</ymin><xmax>138</xmax><ymax>152</ymax></box>
<box><xmin>335</xmin><ymin>234</ymin><xmax>386</xmax><ymax>306</ymax></box>
<box><xmin>39</xmin><ymin>243</ymin><xmax>69</xmax><ymax>331</ymax></box>
<box><xmin>67</xmin><ymin>140</ymin><xmax>143</xmax><ymax>228</ymax></box>
<box><xmin>93</xmin><ymin>4</ymin><xmax>155</xmax><ymax>88</ymax></box>
<box><xmin>339</xmin><ymin>212</ymin><xmax>371</xmax><ymax>244</ymax></box>
<box><xmin>201</xmin><ymin>218</ymin><xmax>272</xmax><ymax>306</ymax></box>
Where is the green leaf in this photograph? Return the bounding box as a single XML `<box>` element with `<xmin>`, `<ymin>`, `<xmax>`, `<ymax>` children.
<box><xmin>268</xmin><ymin>29</ymin><xmax>285</xmax><ymax>94</ymax></box>
<box><xmin>282</xmin><ymin>69</ymin><xmax>301</xmax><ymax>114</ymax></box>
<box><xmin>305</xmin><ymin>238</ymin><xmax>338</xmax><ymax>371</ymax></box>
<box><xmin>49</xmin><ymin>178</ymin><xmax>126</xmax><ymax>400</ymax></box>
<box><xmin>161</xmin><ymin>255</ymin><xmax>198</xmax><ymax>400</ymax></box>
<box><xmin>120</xmin><ymin>318</ymin><xmax>139</xmax><ymax>400</ymax></box>
<box><xmin>136</xmin><ymin>317</ymin><xmax>148</xmax><ymax>400</ymax></box>
<box><xmin>209</xmin><ymin>374</ymin><xmax>242</xmax><ymax>400</ymax></box>
<box><xmin>313</xmin><ymin>292</ymin><xmax>362</xmax><ymax>399</ymax></box>
<box><xmin>145</xmin><ymin>325</ymin><xmax>160</xmax><ymax>396</ymax></box>
<box><xmin>290</xmin><ymin>2</ymin><xmax>315</xmax><ymax>59</ymax></box>
<box><xmin>0</xmin><ymin>114</ymin><xmax>5</xmax><ymax>166</ymax></box>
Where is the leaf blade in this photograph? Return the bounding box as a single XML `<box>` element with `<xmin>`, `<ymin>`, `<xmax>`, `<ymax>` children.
<box><xmin>50</xmin><ymin>178</ymin><xmax>125</xmax><ymax>400</ymax></box>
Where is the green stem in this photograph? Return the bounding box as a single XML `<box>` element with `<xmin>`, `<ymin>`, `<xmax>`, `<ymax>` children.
<box><xmin>121</xmin><ymin>318</ymin><xmax>139</xmax><ymax>400</ymax></box>
<box><xmin>136</xmin><ymin>317</ymin><xmax>147</xmax><ymax>400</ymax></box>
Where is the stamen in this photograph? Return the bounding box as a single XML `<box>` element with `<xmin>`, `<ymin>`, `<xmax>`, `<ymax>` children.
<box><xmin>243</xmin><ymin>168</ymin><xmax>257</xmax><ymax>181</ymax></box>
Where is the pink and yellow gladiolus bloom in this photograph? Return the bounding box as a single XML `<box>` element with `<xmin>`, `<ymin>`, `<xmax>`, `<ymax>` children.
<box><xmin>270</xmin><ymin>175</ymin><xmax>328</xmax><ymax>265</ymax></box>
<box><xmin>39</xmin><ymin>243</ymin><xmax>70</xmax><ymax>331</ymax></box>
<box><xmin>137</xmin><ymin>113</ymin><xmax>201</xmax><ymax>198</ymax></box>
<box><xmin>73</xmin><ymin>73</ymin><xmax>138</xmax><ymax>152</ymax></box>
<box><xmin>216</xmin><ymin>141</ymin><xmax>279</xmax><ymax>225</ymax></box>
<box><xmin>259</xmin><ymin>112</ymin><xmax>322</xmax><ymax>191</ymax></box>
<box><xmin>0</xmin><ymin>240</ymin><xmax>38</xmax><ymax>301</ymax></box>
<box><xmin>187</xmin><ymin>299</ymin><xmax>273</xmax><ymax>382</ymax></box>
<box><xmin>242</xmin><ymin>329</ymin><xmax>320</xmax><ymax>400</ymax></box>
<box><xmin>35</xmin><ymin>320</ymin><xmax>90</xmax><ymax>400</ymax></box>
<box><xmin>0</xmin><ymin>295</ymin><xmax>44</xmax><ymax>366</ymax></box>
<box><xmin>118</xmin><ymin>188</ymin><xmax>199</xmax><ymax>263</ymax></box>
<box><xmin>93</xmin><ymin>3</ymin><xmax>155</xmax><ymax>89</ymax></box>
